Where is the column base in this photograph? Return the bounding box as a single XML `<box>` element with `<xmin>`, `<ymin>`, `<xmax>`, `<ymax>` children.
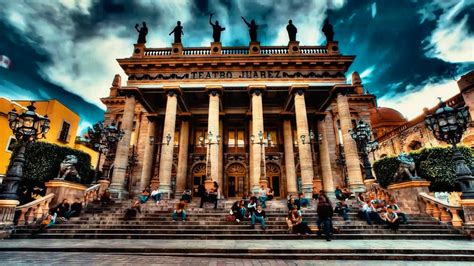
<box><xmin>363</xmin><ymin>179</ymin><xmax>377</xmax><ymax>190</ymax></box>
<box><xmin>159</xmin><ymin>184</ymin><xmax>172</xmax><ymax>199</ymax></box>
<box><xmin>324</xmin><ymin>191</ymin><xmax>337</xmax><ymax>203</ymax></box>
<box><xmin>251</xmin><ymin>185</ymin><xmax>260</xmax><ymax>196</ymax></box>
<box><xmin>109</xmin><ymin>182</ymin><xmax>129</xmax><ymax>199</ymax></box>
<box><xmin>302</xmin><ymin>183</ymin><xmax>313</xmax><ymax>199</ymax></box>
<box><xmin>349</xmin><ymin>183</ymin><xmax>366</xmax><ymax>193</ymax></box>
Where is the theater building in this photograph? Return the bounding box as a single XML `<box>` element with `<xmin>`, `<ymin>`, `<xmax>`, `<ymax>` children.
<box><xmin>101</xmin><ymin>39</ymin><xmax>377</xmax><ymax>199</ymax></box>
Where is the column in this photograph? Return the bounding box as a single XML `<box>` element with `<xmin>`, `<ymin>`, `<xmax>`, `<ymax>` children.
<box><xmin>337</xmin><ymin>93</ymin><xmax>365</xmax><ymax>192</ymax></box>
<box><xmin>249</xmin><ymin>85</ymin><xmax>266</xmax><ymax>193</ymax></box>
<box><xmin>218</xmin><ymin>119</ymin><xmax>224</xmax><ymax>198</ymax></box>
<box><xmin>158</xmin><ymin>89</ymin><xmax>179</xmax><ymax>196</ymax></box>
<box><xmin>176</xmin><ymin>118</ymin><xmax>190</xmax><ymax>194</ymax></box>
<box><xmin>110</xmin><ymin>94</ymin><xmax>136</xmax><ymax>197</ymax></box>
<box><xmin>283</xmin><ymin>118</ymin><xmax>297</xmax><ymax>194</ymax></box>
<box><xmin>317</xmin><ymin>116</ymin><xmax>335</xmax><ymax>198</ymax></box>
<box><xmin>139</xmin><ymin>118</ymin><xmax>156</xmax><ymax>190</ymax></box>
<box><xmin>292</xmin><ymin>86</ymin><xmax>314</xmax><ymax>198</ymax></box>
<box><xmin>206</xmin><ymin>87</ymin><xmax>221</xmax><ymax>189</ymax></box>
<box><xmin>248</xmin><ymin>119</ymin><xmax>254</xmax><ymax>191</ymax></box>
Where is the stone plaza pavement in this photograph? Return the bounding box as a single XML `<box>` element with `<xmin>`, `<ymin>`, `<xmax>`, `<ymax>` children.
<box><xmin>0</xmin><ymin>239</ymin><xmax>473</xmax><ymax>265</ymax></box>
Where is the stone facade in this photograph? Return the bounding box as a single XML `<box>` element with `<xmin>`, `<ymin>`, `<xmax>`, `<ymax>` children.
<box><xmin>100</xmin><ymin>41</ymin><xmax>377</xmax><ymax>198</ymax></box>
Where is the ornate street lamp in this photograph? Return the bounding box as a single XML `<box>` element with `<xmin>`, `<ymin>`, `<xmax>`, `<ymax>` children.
<box><xmin>251</xmin><ymin>130</ymin><xmax>270</xmax><ymax>187</ymax></box>
<box><xmin>0</xmin><ymin>102</ymin><xmax>50</xmax><ymax>200</ymax></box>
<box><xmin>425</xmin><ymin>98</ymin><xmax>474</xmax><ymax>199</ymax></box>
<box><xmin>199</xmin><ymin>131</ymin><xmax>221</xmax><ymax>183</ymax></box>
<box><xmin>349</xmin><ymin>120</ymin><xmax>378</xmax><ymax>180</ymax></box>
<box><xmin>86</xmin><ymin>120</ymin><xmax>124</xmax><ymax>182</ymax></box>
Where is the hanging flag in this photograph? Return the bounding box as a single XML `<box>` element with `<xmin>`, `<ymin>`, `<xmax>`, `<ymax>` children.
<box><xmin>0</xmin><ymin>55</ymin><xmax>11</xmax><ymax>69</ymax></box>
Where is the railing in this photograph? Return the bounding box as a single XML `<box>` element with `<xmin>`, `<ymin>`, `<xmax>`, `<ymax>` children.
<box><xmin>222</xmin><ymin>47</ymin><xmax>249</xmax><ymax>55</ymax></box>
<box><xmin>300</xmin><ymin>47</ymin><xmax>328</xmax><ymax>54</ymax></box>
<box><xmin>260</xmin><ymin>47</ymin><xmax>288</xmax><ymax>55</ymax></box>
<box><xmin>183</xmin><ymin>48</ymin><xmax>211</xmax><ymax>56</ymax></box>
<box><xmin>369</xmin><ymin>183</ymin><xmax>394</xmax><ymax>202</ymax></box>
<box><xmin>83</xmin><ymin>184</ymin><xmax>101</xmax><ymax>208</ymax></box>
<box><xmin>15</xmin><ymin>193</ymin><xmax>55</xmax><ymax>226</ymax></box>
<box><xmin>144</xmin><ymin>48</ymin><xmax>172</xmax><ymax>56</ymax></box>
<box><xmin>142</xmin><ymin>46</ymin><xmax>328</xmax><ymax>57</ymax></box>
<box><xmin>419</xmin><ymin>192</ymin><xmax>463</xmax><ymax>228</ymax></box>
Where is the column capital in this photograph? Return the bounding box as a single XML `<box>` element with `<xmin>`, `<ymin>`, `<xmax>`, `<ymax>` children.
<box><xmin>178</xmin><ymin>112</ymin><xmax>192</xmax><ymax>120</ymax></box>
<box><xmin>247</xmin><ymin>85</ymin><xmax>266</xmax><ymax>96</ymax></box>
<box><xmin>332</xmin><ymin>84</ymin><xmax>356</xmax><ymax>96</ymax></box>
<box><xmin>205</xmin><ymin>85</ymin><xmax>223</xmax><ymax>96</ymax></box>
<box><xmin>163</xmin><ymin>86</ymin><xmax>182</xmax><ymax>96</ymax></box>
<box><xmin>289</xmin><ymin>84</ymin><xmax>309</xmax><ymax>95</ymax></box>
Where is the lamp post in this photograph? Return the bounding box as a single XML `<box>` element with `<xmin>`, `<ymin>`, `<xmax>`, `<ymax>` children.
<box><xmin>251</xmin><ymin>130</ymin><xmax>270</xmax><ymax>187</ymax></box>
<box><xmin>86</xmin><ymin>121</ymin><xmax>124</xmax><ymax>183</ymax></box>
<box><xmin>349</xmin><ymin>120</ymin><xmax>378</xmax><ymax>180</ymax></box>
<box><xmin>425</xmin><ymin>98</ymin><xmax>474</xmax><ymax>199</ymax></box>
<box><xmin>0</xmin><ymin>102</ymin><xmax>50</xmax><ymax>200</ymax></box>
<box><xmin>199</xmin><ymin>131</ymin><xmax>221</xmax><ymax>186</ymax></box>
<box><xmin>336</xmin><ymin>144</ymin><xmax>349</xmax><ymax>187</ymax></box>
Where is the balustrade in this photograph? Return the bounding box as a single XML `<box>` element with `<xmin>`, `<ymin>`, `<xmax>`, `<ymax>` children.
<box><xmin>419</xmin><ymin>192</ymin><xmax>464</xmax><ymax>228</ymax></box>
<box><xmin>142</xmin><ymin>46</ymin><xmax>327</xmax><ymax>57</ymax></box>
<box><xmin>83</xmin><ymin>184</ymin><xmax>101</xmax><ymax>208</ymax></box>
<box><xmin>15</xmin><ymin>193</ymin><xmax>54</xmax><ymax>226</ymax></box>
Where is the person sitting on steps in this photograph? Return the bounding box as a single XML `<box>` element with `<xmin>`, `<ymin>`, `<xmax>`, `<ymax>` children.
<box><xmin>388</xmin><ymin>199</ymin><xmax>408</xmax><ymax>224</ymax></box>
<box><xmin>287</xmin><ymin>206</ymin><xmax>312</xmax><ymax>235</ymax></box>
<box><xmin>151</xmin><ymin>187</ymin><xmax>162</xmax><ymax>205</ymax></box>
<box><xmin>295</xmin><ymin>192</ymin><xmax>310</xmax><ymax>209</ymax></box>
<box><xmin>334</xmin><ymin>199</ymin><xmax>350</xmax><ymax>223</ymax></box>
<box><xmin>172</xmin><ymin>201</ymin><xmax>187</xmax><ymax>222</ymax></box>
<box><xmin>124</xmin><ymin>200</ymin><xmax>141</xmax><ymax>220</ymax></box>
<box><xmin>382</xmin><ymin>206</ymin><xmax>400</xmax><ymax>232</ymax></box>
<box><xmin>258</xmin><ymin>186</ymin><xmax>267</xmax><ymax>208</ymax></box>
<box><xmin>231</xmin><ymin>200</ymin><xmax>245</xmax><ymax>223</ymax></box>
<box><xmin>247</xmin><ymin>196</ymin><xmax>257</xmax><ymax>218</ymax></box>
<box><xmin>137</xmin><ymin>186</ymin><xmax>151</xmax><ymax>204</ymax></box>
<box><xmin>251</xmin><ymin>205</ymin><xmax>267</xmax><ymax>231</ymax></box>
<box><xmin>65</xmin><ymin>198</ymin><xmax>82</xmax><ymax>218</ymax></box>
<box><xmin>180</xmin><ymin>189</ymin><xmax>192</xmax><ymax>204</ymax></box>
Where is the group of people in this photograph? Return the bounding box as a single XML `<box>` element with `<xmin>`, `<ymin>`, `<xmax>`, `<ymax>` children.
<box><xmin>357</xmin><ymin>191</ymin><xmax>408</xmax><ymax>232</ymax></box>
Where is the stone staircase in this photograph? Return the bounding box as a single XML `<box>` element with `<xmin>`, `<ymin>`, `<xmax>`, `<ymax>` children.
<box><xmin>11</xmin><ymin>198</ymin><xmax>469</xmax><ymax>240</ymax></box>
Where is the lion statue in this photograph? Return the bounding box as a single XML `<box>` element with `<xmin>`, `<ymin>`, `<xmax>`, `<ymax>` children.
<box><xmin>56</xmin><ymin>155</ymin><xmax>82</xmax><ymax>183</ymax></box>
<box><xmin>393</xmin><ymin>152</ymin><xmax>420</xmax><ymax>182</ymax></box>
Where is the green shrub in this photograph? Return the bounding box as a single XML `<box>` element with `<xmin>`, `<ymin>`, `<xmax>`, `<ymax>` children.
<box><xmin>12</xmin><ymin>142</ymin><xmax>94</xmax><ymax>189</ymax></box>
<box><xmin>373</xmin><ymin>146</ymin><xmax>474</xmax><ymax>192</ymax></box>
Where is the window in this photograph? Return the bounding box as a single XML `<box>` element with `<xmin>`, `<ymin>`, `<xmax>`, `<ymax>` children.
<box><xmin>5</xmin><ymin>136</ymin><xmax>17</xmax><ymax>152</ymax></box>
<box><xmin>174</xmin><ymin>131</ymin><xmax>180</xmax><ymax>147</ymax></box>
<box><xmin>228</xmin><ymin>129</ymin><xmax>245</xmax><ymax>147</ymax></box>
<box><xmin>194</xmin><ymin>129</ymin><xmax>208</xmax><ymax>146</ymax></box>
<box><xmin>58</xmin><ymin>121</ymin><xmax>71</xmax><ymax>143</ymax></box>
<box><xmin>265</xmin><ymin>130</ymin><xmax>277</xmax><ymax>147</ymax></box>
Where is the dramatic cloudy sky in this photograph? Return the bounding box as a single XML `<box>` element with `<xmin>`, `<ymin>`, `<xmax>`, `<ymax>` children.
<box><xmin>0</xmin><ymin>0</ymin><xmax>473</xmax><ymax>133</ymax></box>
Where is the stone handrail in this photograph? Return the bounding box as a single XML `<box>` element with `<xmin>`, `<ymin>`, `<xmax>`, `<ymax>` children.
<box><xmin>369</xmin><ymin>183</ymin><xmax>394</xmax><ymax>202</ymax></box>
<box><xmin>15</xmin><ymin>193</ymin><xmax>55</xmax><ymax>226</ymax></box>
<box><xmin>182</xmin><ymin>47</ymin><xmax>211</xmax><ymax>56</ymax></box>
<box><xmin>419</xmin><ymin>192</ymin><xmax>463</xmax><ymax>228</ymax></box>
<box><xmin>83</xmin><ymin>183</ymin><xmax>101</xmax><ymax>207</ymax></box>
<box><xmin>144</xmin><ymin>48</ymin><xmax>172</xmax><ymax>56</ymax></box>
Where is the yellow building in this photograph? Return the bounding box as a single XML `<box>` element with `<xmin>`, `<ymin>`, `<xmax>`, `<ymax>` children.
<box><xmin>0</xmin><ymin>98</ymin><xmax>98</xmax><ymax>176</ymax></box>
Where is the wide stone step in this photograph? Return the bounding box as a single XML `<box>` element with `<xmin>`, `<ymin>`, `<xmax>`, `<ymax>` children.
<box><xmin>11</xmin><ymin>233</ymin><xmax>469</xmax><ymax>240</ymax></box>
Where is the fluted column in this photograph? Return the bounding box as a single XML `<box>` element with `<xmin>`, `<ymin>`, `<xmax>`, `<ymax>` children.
<box><xmin>176</xmin><ymin>118</ymin><xmax>190</xmax><ymax>194</ymax></box>
<box><xmin>249</xmin><ymin>85</ymin><xmax>266</xmax><ymax>193</ymax></box>
<box><xmin>292</xmin><ymin>86</ymin><xmax>314</xmax><ymax>198</ymax></box>
<box><xmin>139</xmin><ymin>118</ymin><xmax>156</xmax><ymax>190</ymax></box>
<box><xmin>110</xmin><ymin>94</ymin><xmax>136</xmax><ymax>197</ymax></box>
<box><xmin>317</xmin><ymin>116</ymin><xmax>335</xmax><ymax>198</ymax></box>
<box><xmin>218</xmin><ymin>119</ymin><xmax>224</xmax><ymax>198</ymax></box>
<box><xmin>337</xmin><ymin>93</ymin><xmax>365</xmax><ymax>192</ymax></box>
<box><xmin>158</xmin><ymin>89</ymin><xmax>179</xmax><ymax>196</ymax></box>
<box><xmin>206</xmin><ymin>87</ymin><xmax>222</xmax><ymax>189</ymax></box>
<box><xmin>248</xmin><ymin>119</ymin><xmax>254</xmax><ymax>191</ymax></box>
<box><xmin>283</xmin><ymin>118</ymin><xmax>297</xmax><ymax>194</ymax></box>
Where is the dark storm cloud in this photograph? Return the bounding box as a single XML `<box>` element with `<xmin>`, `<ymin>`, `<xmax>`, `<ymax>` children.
<box><xmin>0</xmin><ymin>0</ymin><xmax>472</xmax><ymax>130</ymax></box>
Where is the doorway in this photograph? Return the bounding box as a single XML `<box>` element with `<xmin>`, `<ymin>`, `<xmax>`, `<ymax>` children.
<box><xmin>266</xmin><ymin>163</ymin><xmax>281</xmax><ymax>197</ymax></box>
<box><xmin>191</xmin><ymin>163</ymin><xmax>206</xmax><ymax>196</ymax></box>
<box><xmin>226</xmin><ymin>163</ymin><xmax>246</xmax><ymax>198</ymax></box>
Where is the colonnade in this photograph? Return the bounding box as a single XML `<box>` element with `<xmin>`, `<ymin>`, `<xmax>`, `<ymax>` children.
<box><xmin>109</xmin><ymin>85</ymin><xmax>365</xmax><ymax>198</ymax></box>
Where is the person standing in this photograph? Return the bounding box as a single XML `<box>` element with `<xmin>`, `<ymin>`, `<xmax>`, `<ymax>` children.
<box><xmin>317</xmin><ymin>196</ymin><xmax>334</xmax><ymax>241</ymax></box>
<box><xmin>258</xmin><ymin>186</ymin><xmax>267</xmax><ymax>208</ymax></box>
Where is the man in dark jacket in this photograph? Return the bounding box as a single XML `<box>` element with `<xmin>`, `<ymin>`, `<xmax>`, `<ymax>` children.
<box><xmin>316</xmin><ymin>196</ymin><xmax>334</xmax><ymax>241</ymax></box>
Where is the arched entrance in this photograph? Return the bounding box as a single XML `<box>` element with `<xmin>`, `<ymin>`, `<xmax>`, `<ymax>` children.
<box><xmin>266</xmin><ymin>163</ymin><xmax>282</xmax><ymax>197</ymax></box>
<box><xmin>191</xmin><ymin>163</ymin><xmax>206</xmax><ymax>196</ymax></box>
<box><xmin>226</xmin><ymin>163</ymin><xmax>246</xmax><ymax>198</ymax></box>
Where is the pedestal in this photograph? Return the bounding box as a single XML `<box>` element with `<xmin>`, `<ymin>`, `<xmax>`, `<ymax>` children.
<box><xmin>460</xmin><ymin>199</ymin><xmax>474</xmax><ymax>239</ymax></box>
<box><xmin>0</xmin><ymin>199</ymin><xmax>19</xmax><ymax>239</ymax></box>
<box><xmin>172</xmin><ymin>43</ymin><xmax>183</xmax><ymax>55</ymax></box>
<box><xmin>259</xmin><ymin>179</ymin><xmax>268</xmax><ymax>189</ymax></box>
<box><xmin>364</xmin><ymin>179</ymin><xmax>377</xmax><ymax>190</ymax></box>
<box><xmin>326</xmin><ymin>41</ymin><xmax>339</xmax><ymax>55</ymax></box>
<box><xmin>132</xmin><ymin>43</ymin><xmax>145</xmax><ymax>58</ymax></box>
<box><xmin>312</xmin><ymin>179</ymin><xmax>322</xmax><ymax>193</ymax></box>
<box><xmin>211</xmin><ymin>42</ymin><xmax>222</xmax><ymax>55</ymax></box>
<box><xmin>249</xmin><ymin>42</ymin><xmax>260</xmax><ymax>54</ymax></box>
<box><xmin>45</xmin><ymin>180</ymin><xmax>87</xmax><ymax>207</ymax></box>
<box><xmin>387</xmin><ymin>180</ymin><xmax>430</xmax><ymax>214</ymax></box>
<box><xmin>288</xmin><ymin>41</ymin><xmax>300</xmax><ymax>54</ymax></box>
<box><xmin>97</xmin><ymin>179</ymin><xmax>110</xmax><ymax>196</ymax></box>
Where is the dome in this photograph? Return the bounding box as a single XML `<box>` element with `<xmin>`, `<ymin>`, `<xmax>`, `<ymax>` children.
<box><xmin>369</xmin><ymin>107</ymin><xmax>407</xmax><ymax>128</ymax></box>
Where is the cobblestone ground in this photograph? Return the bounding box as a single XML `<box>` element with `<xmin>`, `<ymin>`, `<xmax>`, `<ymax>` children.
<box><xmin>0</xmin><ymin>252</ymin><xmax>472</xmax><ymax>266</ymax></box>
